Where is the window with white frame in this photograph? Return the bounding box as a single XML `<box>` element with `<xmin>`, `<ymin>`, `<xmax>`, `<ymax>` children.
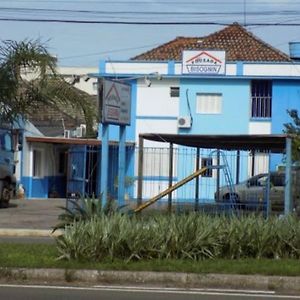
<box><xmin>33</xmin><ymin>149</ymin><xmax>43</xmax><ymax>178</ymax></box>
<box><xmin>196</xmin><ymin>93</ymin><xmax>222</xmax><ymax>114</ymax></box>
<box><xmin>251</xmin><ymin>80</ymin><xmax>272</xmax><ymax>118</ymax></box>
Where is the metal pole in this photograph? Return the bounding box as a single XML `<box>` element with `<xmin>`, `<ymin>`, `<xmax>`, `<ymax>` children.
<box><xmin>284</xmin><ymin>137</ymin><xmax>292</xmax><ymax>215</ymax></box>
<box><xmin>216</xmin><ymin>150</ymin><xmax>220</xmax><ymax>202</ymax></box>
<box><xmin>137</xmin><ymin>136</ymin><xmax>144</xmax><ymax>207</ymax></box>
<box><xmin>236</xmin><ymin>150</ymin><xmax>240</xmax><ymax>184</ymax></box>
<box><xmin>195</xmin><ymin>148</ymin><xmax>200</xmax><ymax>211</ymax></box>
<box><xmin>118</xmin><ymin>125</ymin><xmax>126</xmax><ymax>206</ymax></box>
<box><xmin>100</xmin><ymin>123</ymin><xmax>109</xmax><ymax>206</ymax></box>
<box><xmin>168</xmin><ymin>143</ymin><xmax>174</xmax><ymax>213</ymax></box>
<box><xmin>251</xmin><ymin>150</ymin><xmax>255</xmax><ymax>177</ymax></box>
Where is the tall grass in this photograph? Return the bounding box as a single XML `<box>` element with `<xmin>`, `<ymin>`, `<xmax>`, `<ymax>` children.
<box><xmin>56</xmin><ymin>214</ymin><xmax>300</xmax><ymax>262</ymax></box>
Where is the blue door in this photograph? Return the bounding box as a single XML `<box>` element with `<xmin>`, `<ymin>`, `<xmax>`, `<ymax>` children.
<box><xmin>67</xmin><ymin>145</ymin><xmax>87</xmax><ymax>198</ymax></box>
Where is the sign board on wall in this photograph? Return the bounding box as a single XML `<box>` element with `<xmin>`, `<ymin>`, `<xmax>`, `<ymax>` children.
<box><xmin>182</xmin><ymin>50</ymin><xmax>226</xmax><ymax>75</ymax></box>
<box><xmin>101</xmin><ymin>79</ymin><xmax>131</xmax><ymax>125</ymax></box>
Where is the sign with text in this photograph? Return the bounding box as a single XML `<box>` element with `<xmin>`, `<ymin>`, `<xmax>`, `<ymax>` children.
<box><xmin>182</xmin><ymin>50</ymin><xmax>226</xmax><ymax>75</ymax></box>
<box><xmin>102</xmin><ymin>79</ymin><xmax>131</xmax><ymax>125</ymax></box>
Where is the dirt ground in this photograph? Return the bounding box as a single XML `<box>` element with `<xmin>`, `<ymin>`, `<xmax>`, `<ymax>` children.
<box><xmin>0</xmin><ymin>198</ymin><xmax>65</xmax><ymax>230</ymax></box>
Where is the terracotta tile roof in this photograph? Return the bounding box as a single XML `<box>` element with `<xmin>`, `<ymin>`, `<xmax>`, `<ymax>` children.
<box><xmin>132</xmin><ymin>23</ymin><xmax>291</xmax><ymax>62</ymax></box>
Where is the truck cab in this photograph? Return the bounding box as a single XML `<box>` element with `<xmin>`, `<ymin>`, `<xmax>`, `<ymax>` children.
<box><xmin>0</xmin><ymin>129</ymin><xmax>16</xmax><ymax>207</ymax></box>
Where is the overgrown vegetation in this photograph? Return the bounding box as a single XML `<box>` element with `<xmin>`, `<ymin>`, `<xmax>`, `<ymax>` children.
<box><xmin>55</xmin><ymin>213</ymin><xmax>300</xmax><ymax>262</ymax></box>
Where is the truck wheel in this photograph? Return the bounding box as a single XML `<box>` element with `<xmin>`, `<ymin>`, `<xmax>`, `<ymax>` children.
<box><xmin>1</xmin><ymin>182</ymin><xmax>11</xmax><ymax>208</ymax></box>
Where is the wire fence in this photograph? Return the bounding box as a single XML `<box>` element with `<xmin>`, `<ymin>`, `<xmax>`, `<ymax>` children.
<box><xmin>130</xmin><ymin>146</ymin><xmax>300</xmax><ymax>216</ymax></box>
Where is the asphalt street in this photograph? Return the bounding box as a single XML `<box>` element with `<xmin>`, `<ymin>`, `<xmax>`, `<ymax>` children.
<box><xmin>0</xmin><ymin>285</ymin><xmax>299</xmax><ymax>300</ymax></box>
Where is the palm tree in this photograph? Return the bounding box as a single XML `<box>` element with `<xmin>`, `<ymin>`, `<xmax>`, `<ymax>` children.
<box><xmin>0</xmin><ymin>39</ymin><xmax>96</xmax><ymax>134</ymax></box>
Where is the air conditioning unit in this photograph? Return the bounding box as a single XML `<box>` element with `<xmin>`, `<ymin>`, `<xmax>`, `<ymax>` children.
<box><xmin>177</xmin><ymin>116</ymin><xmax>192</xmax><ymax>128</ymax></box>
<box><xmin>64</xmin><ymin>130</ymin><xmax>71</xmax><ymax>138</ymax></box>
<box><xmin>75</xmin><ymin>124</ymin><xmax>86</xmax><ymax>138</ymax></box>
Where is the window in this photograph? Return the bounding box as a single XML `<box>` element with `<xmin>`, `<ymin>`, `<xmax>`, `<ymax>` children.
<box><xmin>33</xmin><ymin>149</ymin><xmax>42</xmax><ymax>177</ymax></box>
<box><xmin>201</xmin><ymin>157</ymin><xmax>213</xmax><ymax>177</ymax></box>
<box><xmin>251</xmin><ymin>80</ymin><xmax>272</xmax><ymax>118</ymax></box>
<box><xmin>196</xmin><ymin>93</ymin><xmax>222</xmax><ymax>114</ymax></box>
<box><xmin>170</xmin><ymin>87</ymin><xmax>180</xmax><ymax>97</ymax></box>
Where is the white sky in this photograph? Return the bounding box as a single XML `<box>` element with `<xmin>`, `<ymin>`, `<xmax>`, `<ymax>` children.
<box><xmin>1</xmin><ymin>0</ymin><xmax>300</xmax><ymax>66</ymax></box>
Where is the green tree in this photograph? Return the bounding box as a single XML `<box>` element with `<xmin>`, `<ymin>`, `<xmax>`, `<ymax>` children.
<box><xmin>283</xmin><ymin>109</ymin><xmax>300</xmax><ymax>162</ymax></box>
<box><xmin>0</xmin><ymin>39</ymin><xmax>96</xmax><ymax>134</ymax></box>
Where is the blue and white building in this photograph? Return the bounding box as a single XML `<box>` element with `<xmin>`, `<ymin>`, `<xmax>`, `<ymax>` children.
<box><xmin>94</xmin><ymin>23</ymin><xmax>300</xmax><ymax>203</ymax></box>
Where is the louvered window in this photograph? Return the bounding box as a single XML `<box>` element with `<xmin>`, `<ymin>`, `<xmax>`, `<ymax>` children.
<box><xmin>170</xmin><ymin>87</ymin><xmax>179</xmax><ymax>97</ymax></box>
<box><xmin>196</xmin><ymin>93</ymin><xmax>222</xmax><ymax>114</ymax></box>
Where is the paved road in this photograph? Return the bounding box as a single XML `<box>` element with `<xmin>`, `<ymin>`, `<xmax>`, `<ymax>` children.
<box><xmin>0</xmin><ymin>285</ymin><xmax>299</xmax><ymax>300</ymax></box>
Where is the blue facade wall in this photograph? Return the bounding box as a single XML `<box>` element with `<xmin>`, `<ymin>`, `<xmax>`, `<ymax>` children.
<box><xmin>176</xmin><ymin>78</ymin><xmax>251</xmax><ymax>202</ymax></box>
<box><xmin>22</xmin><ymin>176</ymin><xmax>66</xmax><ymax>199</ymax></box>
<box><xmin>179</xmin><ymin>78</ymin><xmax>250</xmax><ymax>134</ymax></box>
<box><xmin>271</xmin><ymin>80</ymin><xmax>300</xmax><ymax>169</ymax></box>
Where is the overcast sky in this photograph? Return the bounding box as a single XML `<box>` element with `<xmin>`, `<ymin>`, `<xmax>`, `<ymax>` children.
<box><xmin>2</xmin><ymin>0</ymin><xmax>300</xmax><ymax>66</ymax></box>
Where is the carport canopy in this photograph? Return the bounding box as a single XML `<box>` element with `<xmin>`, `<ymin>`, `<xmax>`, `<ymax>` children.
<box><xmin>139</xmin><ymin>133</ymin><xmax>289</xmax><ymax>153</ymax></box>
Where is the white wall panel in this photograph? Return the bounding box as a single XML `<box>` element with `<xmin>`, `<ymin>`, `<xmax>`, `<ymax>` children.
<box><xmin>225</xmin><ymin>64</ymin><xmax>237</xmax><ymax>75</ymax></box>
<box><xmin>244</xmin><ymin>64</ymin><xmax>300</xmax><ymax>76</ymax></box>
<box><xmin>105</xmin><ymin>63</ymin><xmax>168</xmax><ymax>75</ymax></box>
<box><xmin>249</xmin><ymin>122</ymin><xmax>271</xmax><ymax>134</ymax></box>
<box><xmin>136</xmin><ymin>79</ymin><xmax>179</xmax><ymax>116</ymax></box>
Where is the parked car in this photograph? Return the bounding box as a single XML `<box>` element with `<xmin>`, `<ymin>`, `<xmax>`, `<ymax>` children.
<box><xmin>215</xmin><ymin>172</ymin><xmax>286</xmax><ymax>211</ymax></box>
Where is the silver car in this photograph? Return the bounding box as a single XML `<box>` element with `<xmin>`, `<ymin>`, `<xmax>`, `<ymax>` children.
<box><xmin>215</xmin><ymin>172</ymin><xmax>285</xmax><ymax>210</ymax></box>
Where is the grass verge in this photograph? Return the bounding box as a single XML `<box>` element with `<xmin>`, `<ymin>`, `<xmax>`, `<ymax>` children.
<box><xmin>0</xmin><ymin>243</ymin><xmax>299</xmax><ymax>276</ymax></box>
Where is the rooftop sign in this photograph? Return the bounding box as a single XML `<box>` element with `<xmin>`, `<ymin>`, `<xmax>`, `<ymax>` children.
<box><xmin>101</xmin><ymin>79</ymin><xmax>131</xmax><ymax>125</ymax></box>
<box><xmin>182</xmin><ymin>50</ymin><xmax>226</xmax><ymax>75</ymax></box>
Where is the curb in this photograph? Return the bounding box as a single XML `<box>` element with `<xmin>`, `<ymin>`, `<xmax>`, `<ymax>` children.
<box><xmin>0</xmin><ymin>229</ymin><xmax>62</xmax><ymax>237</ymax></box>
<box><xmin>0</xmin><ymin>268</ymin><xmax>300</xmax><ymax>294</ymax></box>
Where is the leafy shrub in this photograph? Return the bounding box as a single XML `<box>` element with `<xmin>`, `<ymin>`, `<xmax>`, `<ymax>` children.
<box><xmin>53</xmin><ymin>196</ymin><xmax>128</xmax><ymax>232</ymax></box>
<box><xmin>55</xmin><ymin>214</ymin><xmax>300</xmax><ymax>262</ymax></box>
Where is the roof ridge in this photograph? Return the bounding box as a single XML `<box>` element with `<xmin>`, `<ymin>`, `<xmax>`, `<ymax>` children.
<box><xmin>131</xmin><ymin>23</ymin><xmax>291</xmax><ymax>62</ymax></box>
<box><xmin>235</xmin><ymin>23</ymin><xmax>291</xmax><ymax>61</ymax></box>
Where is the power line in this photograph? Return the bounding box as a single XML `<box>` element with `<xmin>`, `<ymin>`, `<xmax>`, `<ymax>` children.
<box><xmin>1</xmin><ymin>17</ymin><xmax>300</xmax><ymax>26</ymax></box>
<box><xmin>60</xmin><ymin>43</ymin><xmax>161</xmax><ymax>60</ymax></box>
<box><xmin>2</xmin><ymin>7</ymin><xmax>300</xmax><ymax>17</ymax></box>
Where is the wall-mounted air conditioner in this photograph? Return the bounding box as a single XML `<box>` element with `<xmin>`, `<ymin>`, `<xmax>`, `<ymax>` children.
<box><xmin>64</xmin><ymin>130</ymin><xmax>71</xmax><ymax>138</ymax></box>
<box><xmin>177</xmin><ymin>116</ymin><xmax>192</xmax><ymax>128</ymax></box>
<box><xmin>75</xmin><ymin>124</ymin><xmax>86</xmax><ymax>138</ymax></box>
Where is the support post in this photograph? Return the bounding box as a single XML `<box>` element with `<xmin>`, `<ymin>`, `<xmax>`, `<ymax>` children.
<box><xmin>216</xmin><ymin>150</ymin><xmax>220</xmax><ymax>202</ymax></box>
<box><xmin>195</xmin><ymin>147</ymin><xmax>200</xmax><ymax>211</ymax></box>
<box><xmin>168</xmin><ymin>143</ymin><xmax>174</xmax><ymax>213</ymax></box>
<box><xmin>118</xmin><ymin>125</ymin><xmax>126</xmax><ymax>206</ymax></box>
<box><xmin>284</xmin><ymin>137</ymin><xmax>292</xmax><ymax>215</ymax></box>
<box><xmin>137</xmin><ymin>136</ymin><xmax>144</xmax><ymax>207</ymax></box>
<box><xmin>251</xmin><ymin>150</ymin><xmax>255</xmax><ymax>177</ymax></box>
<box><xmin>236</xmin><ymin>150</ymin><xmax>240</xmax><ymax>184</ymax></box>
<box><xmin>100</xmin><ymin>124</ymin><xmax>109</xmax><ymax>206</ymax></box>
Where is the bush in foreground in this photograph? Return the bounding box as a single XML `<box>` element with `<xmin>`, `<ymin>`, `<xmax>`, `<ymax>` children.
<box><xmin>55</xmin><ymin>214</ymin><xmax>300</xmax><ymax>262</ymax></box>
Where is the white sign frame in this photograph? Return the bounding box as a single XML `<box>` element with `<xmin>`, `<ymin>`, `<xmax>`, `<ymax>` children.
<box><xmin>182</xmin><ymin>50</ymin><xmax>226</xmax><ymax>75</ymax></box>
<box><xmin>101</xmin><ymin>79</ymin><xmax>131</xmax><ymax>126</ymax></box>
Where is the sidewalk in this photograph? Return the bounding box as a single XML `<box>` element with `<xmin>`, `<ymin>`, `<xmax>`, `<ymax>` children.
<box><xmin>0</xmin><ymin>198</ymin><xmax>64</xmax><ymax>236</ymax></box>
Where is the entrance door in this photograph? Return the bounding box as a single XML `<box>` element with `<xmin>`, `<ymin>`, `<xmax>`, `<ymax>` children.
<box><xmin>67</xmin><ymin>145</ymin><xmax>87</xmax><ymax>198</ymax></box>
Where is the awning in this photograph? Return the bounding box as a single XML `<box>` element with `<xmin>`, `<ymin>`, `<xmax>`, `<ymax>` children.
<box><xmin>139</xmin><ymin>133</ymin><xmax>288</xmax><ymax>153</ymax></box>
<box><xmin>26</xmin><ymin>136</ymin><xmax>135</xmax><ymax>146</ymax></box>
